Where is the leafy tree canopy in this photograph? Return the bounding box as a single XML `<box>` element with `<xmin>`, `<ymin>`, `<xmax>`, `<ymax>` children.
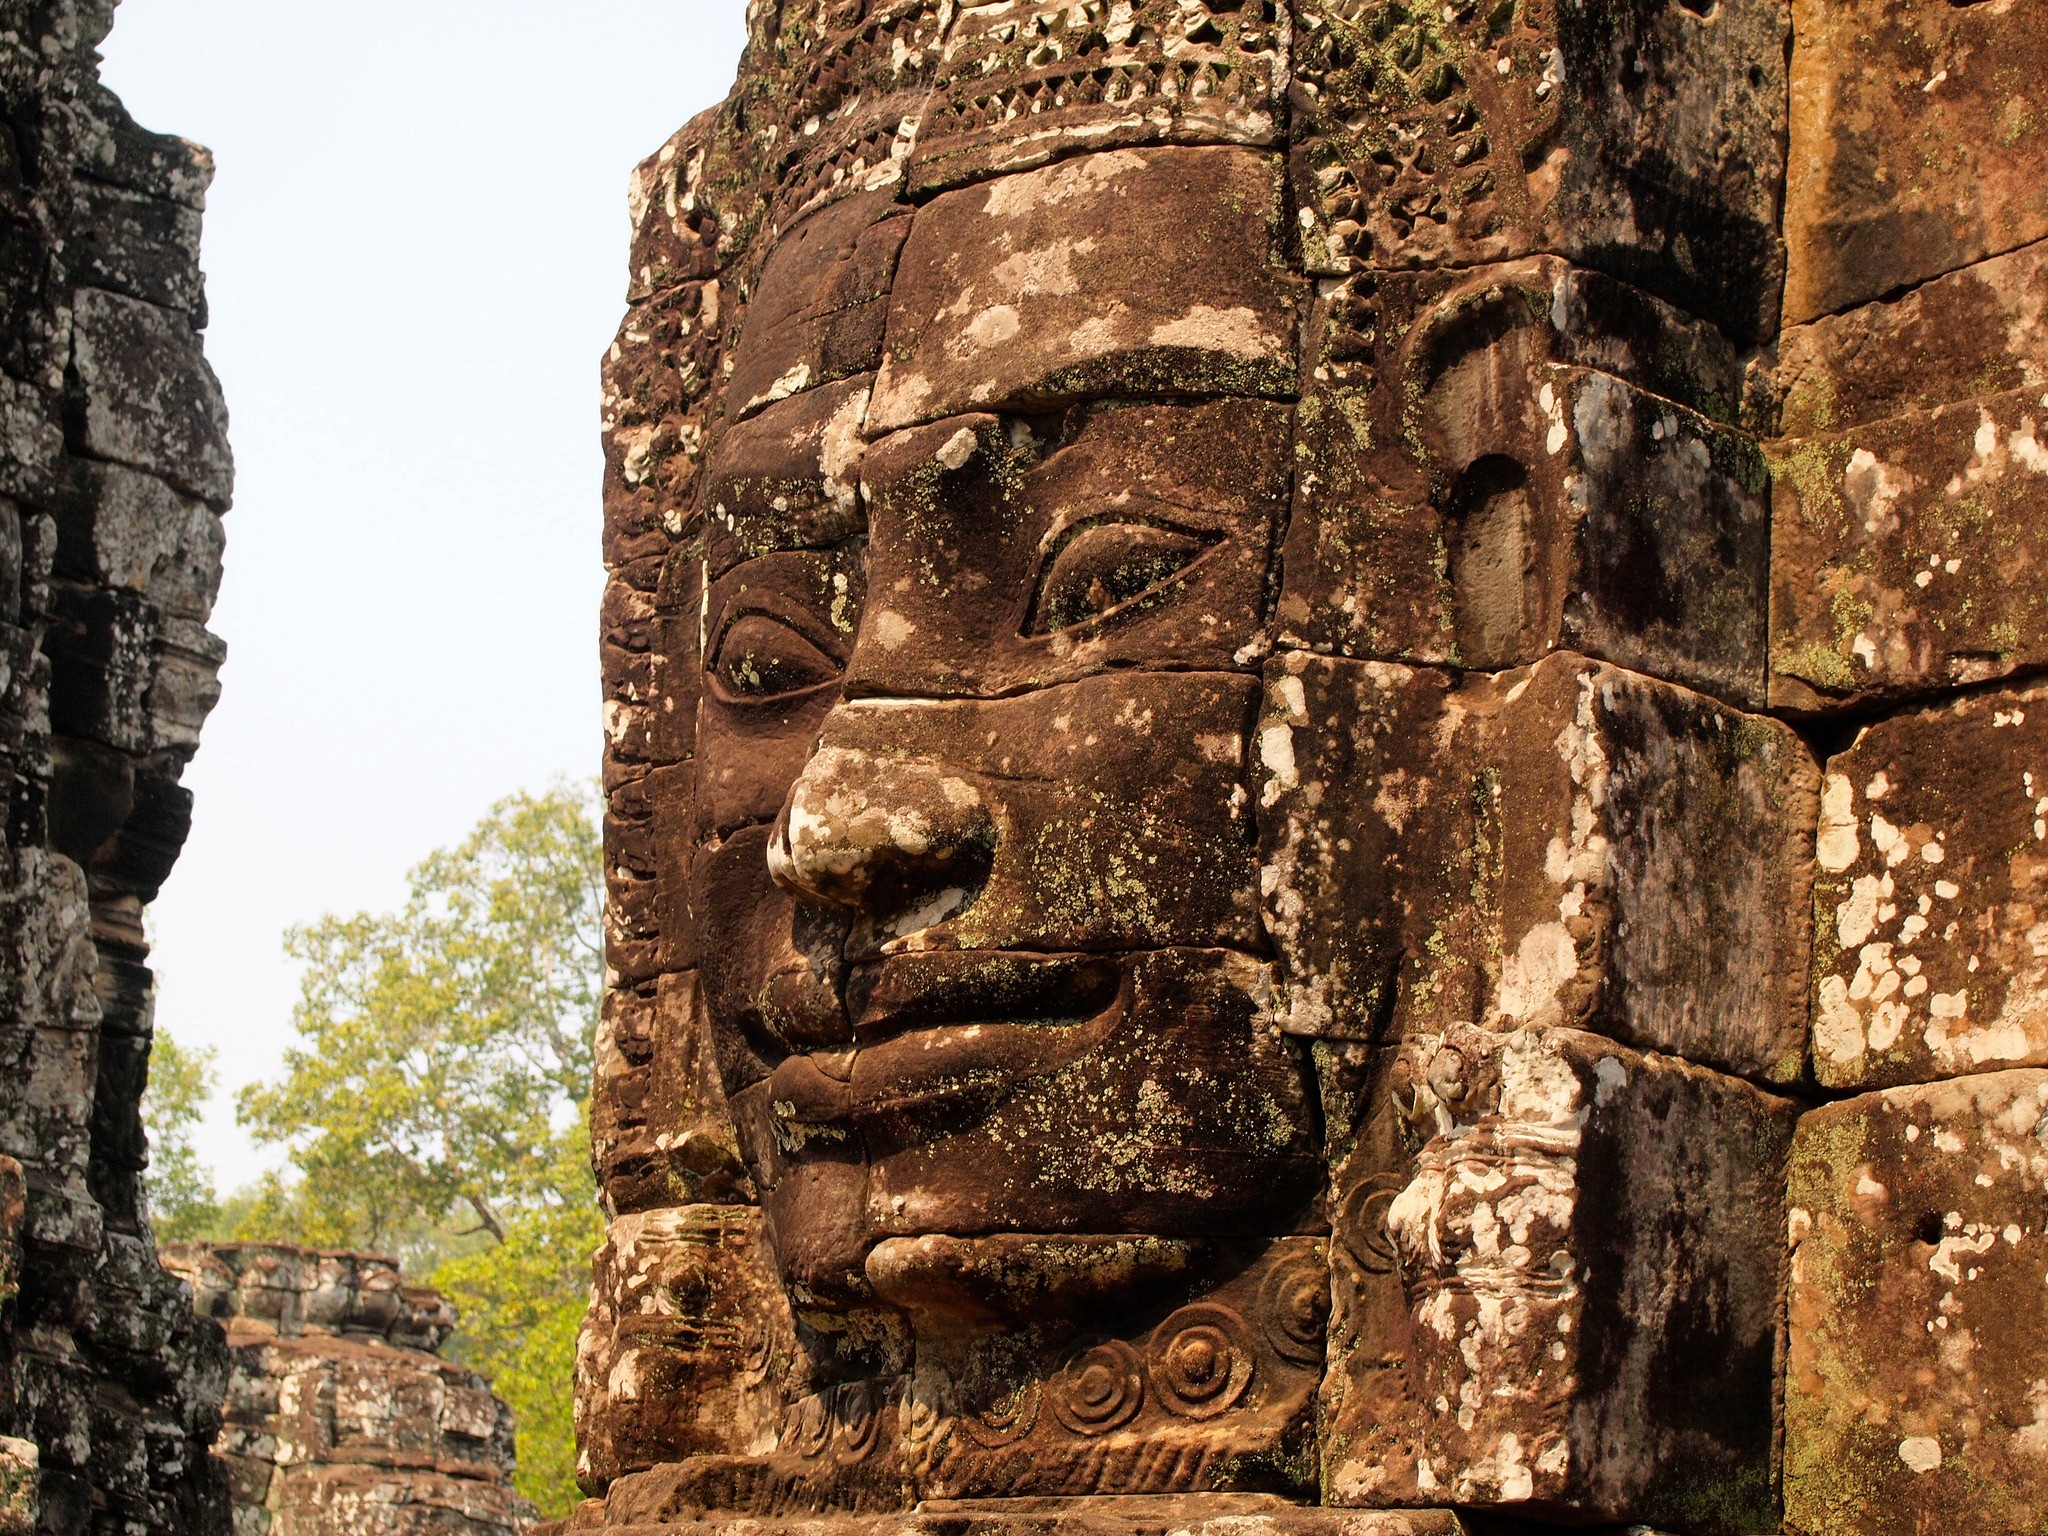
<box><xmin>142</xmin><ymin>1030</ymin><xmax>222</xmax><ymax>1242</ymax></box>
<box><xmin>145</xmin><ymin>784</ymin><xmax>606</xmax><ymax>1516</ymax></box>
<box><xmin>238</xmin><ymin>785</ymin><xmax>602</xmax><ymax>1250</ymax></box>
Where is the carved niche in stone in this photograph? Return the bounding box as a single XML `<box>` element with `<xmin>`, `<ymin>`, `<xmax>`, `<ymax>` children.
<box><xmin>582</xmin><ymin>2</ymin><xmax>1843</xmax><ymax>1532</ymax></box>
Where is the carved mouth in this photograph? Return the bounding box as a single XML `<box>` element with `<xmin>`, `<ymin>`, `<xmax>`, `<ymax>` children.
<box><xmin>768</xmin><ymin>951</ymin><xmax>1126</xmax><ymax>1128</ymax></box>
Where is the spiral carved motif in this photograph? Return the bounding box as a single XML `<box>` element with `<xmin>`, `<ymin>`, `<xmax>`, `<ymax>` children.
<box><xmin>961</xmin><ymin>1378</ymin><xmax>1041</xmax><ymax>1448</ymax></box>
<box><xmin>1259</xmin><ymin>1253</ymin><xmax>1333</xmax><ymax>1366</ymax></box>
<box><xmin>788</xmin><ymin>1392</ymin><xmax>833</xmax><ymax>1460</ymax></box>
<box><xmin>1337</xmin><ymin>1174</ymin><xmax>1406</xmax><ymax>1276</ymax></box>
<box><xmin>1050</xmin><ymin>1340</ymin><xmax>1145</xmax><ymax>1436</ymax></box>
<box><xmin>1146</xmin><ymin>1304</ymin><xmax>1254</xmax><ymax>1420</ymax></box>
<box><xmin>832</xmin><ymin>1380</ymin><xmax>884</xmax><ymax>1466</ymax></box>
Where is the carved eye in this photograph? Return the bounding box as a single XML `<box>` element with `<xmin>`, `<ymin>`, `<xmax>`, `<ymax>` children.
<box><xmin>710</xmin><ymin>612</ymin><xmax>844</xmax><ymax>700</ymax></box>
<box><xmin>1027</xmin><ymin>522</ymin><xmax>1215</xmax><ymax>636</ymax></box>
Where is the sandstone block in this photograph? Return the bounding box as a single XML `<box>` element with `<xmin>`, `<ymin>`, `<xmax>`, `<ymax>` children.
<box><xmin>164</xmin><ymin>1244</ymin><xmax>455</xmax><ymax>1351</ymax></box>
<box><xmin>723</xmin><ymin>193</ymin><xmax>908</xmax><ymax>421</ymax></box>
<box><xmin>540</xmin><ymin>1502</ymin><xmax>1491</xmax><ymax>1536</ymax></box>
<box><xmin>51</xmin><ymin>460</ymin><xmax>223</xmax><ymax>619</ymax></box>
<box><xmin>215</xmin><ymin>1328</ymin><xmax>514</xmax><ymax>1480</ymax></box>
<box><xmin>884</xmin><ymin>1237</ymin><xmax>1328</xmax><ymax>1501</ymax></box>
<box><xmin>67</xmin><ymin>287</ymin><xmax>232</xmax><ymax>509</ymax></box>
<box><xmin>625</xmin><ymin>110</ymin><xmax>727</xmax><ymax>298</ymax></box>
<box><xmin>601</xmin><ymin>279</ymin><xmax>726</xmax><ymax>582</ymax></box>
<box><xmin>1278</xmin><ymin>261</ymin><xmax>1769</xmax><ymax>705</ymax></box>
<box><xmin>867</xmin><ymin>147</ymin><xmax>1303</xmax><ymax>433</ymax></box>
<box><xmin>859</xmin><ymin>948</ymin><xmax>1319</xmax><ymax>1241</ymax></box>
<box><xmin>753</xmin><ymin>2</ymin><xmax>951</xmax><ymax>231</ymax></box>
<box><xmin>1776</xmin><ymin>237</ymin><xmax>2048</xmax><ymax>442</ymax></box>
<box><xmin>591</xmin><ymin>972</ymin><xmax>752</xmax><ymax>1214</ymax></box>
<box><xmin>1256</xmin><ymin>650</ymin><xmax>1818</xmax><ymax>1082</ymax></box>
<box><xmin>1784</xmin><ymin>1070</ymin><xmax>2048</xmax><ymax>1536</ymax></box>
<box><xmin>264</xmin><ymin>1463</ymin><xmax>532</xmax><ymax>1536</ymax></box>
<box><xmin>1769</xmin><ymin>388</ymin><xmax>2048</xmax><ymax>711</ymax></box>
<box><xmin>1326</xmin><ymin>1025</ymin><xmax>1796</xmax><ymax>1531</ymax></box>
<box><xmin>1809</xmin><ymin>681</ymin><xmax>2048</xmax><ymax>1090</ymax></box>
<box><xmin>776</xmin><ymin>672</ymin><xmax>1267</xmax><ymax>957</ymax></box>
<box><xmin>65</xmin><ymin>178</ymin><xmax>206</xmax><ymax>315</ymax></box>
<box><xmin>575</xmin><ymin>1206</ymin><xmax>796</xmax><ymax>1492</ymax></box>
<box><xmin>1291</xmin><ymin>0</ymin><xmax>1788</xmax><ymax>340</ymax></box>
<box><xmin>1783</xmin><ymin>0</ymin><xmax>2048</xmax><ymax>325</ymax></box>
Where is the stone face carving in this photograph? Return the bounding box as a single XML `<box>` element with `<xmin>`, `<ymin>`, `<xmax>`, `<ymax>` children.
<box><xmin>161</xmin><ymin>1245</ymin><xmax>537</xmax><ymax>1536</ymax></box>
<box><xmin>0</xmin><ymin>2</ymin><xmax>233</xmax><ymax>1532</ymax></box>
<box><xmin>581</xmin><ymin>2</ymin><xmax>2048</xmax><ymax>1532</ymax></box>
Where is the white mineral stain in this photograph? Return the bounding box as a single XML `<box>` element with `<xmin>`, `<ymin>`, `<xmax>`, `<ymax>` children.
<box><xmin>980</xmin><ymin>148</ymin><xmax>1147</xmax><ymax>217</ymax></box>
<box><xmin>819</xmin><ymin>387</ymin><xmax>871</xmax><ymax>514</ymax></box>
<box><xmin>1898</xmin><ymin>1436</ymin><xmax>1943</xmax><ymax>1474</ymax></box>
<box><xmin>1147</xmin><ymin>304</ymin><xmax>1279</xmax><ymax>359</ymax></box>
<box><xmin>1259</xmin><ymin>724</ymin><xmax>1298</xmax><ymax>808</ymax></box>
<box><xmin>935</xmin><ymin>426</ymin><xmax>979</xmax><ymax>470</ymax></box>
<box><xmin>1817</xmin><ymin>773</ymin><xmax>1861</xmax><ymax>871</ymax></box>
<box><xmin>869</xmin><ymin>610</ymin><xmax>916</xmax><ymax>650</ymax></box>
<box><xmin>955</xmin><ymin>304</ymin><xmax>1023</xmax><ymax>356</ymax></box>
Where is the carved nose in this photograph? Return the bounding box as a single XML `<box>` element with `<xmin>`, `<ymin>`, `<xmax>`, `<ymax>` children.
<box><xmin>768</xmin><ymin>745</ymin><xmax>996</xmax><ymax>931</ymax></box>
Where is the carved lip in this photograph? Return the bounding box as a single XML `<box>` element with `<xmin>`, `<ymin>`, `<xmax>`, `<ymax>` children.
<box><xmin>769</xmin><ymin>951</ymin><xmax>1127</xmax><ymax>1126</ymax></box>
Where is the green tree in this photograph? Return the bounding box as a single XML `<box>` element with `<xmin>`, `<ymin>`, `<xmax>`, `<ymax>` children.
<box><xmin>142</xmin><ymin>1030</ymin><xmax>223</xmax><ymax>1241</ymax></box>
<box><xmin>235</xmin><ymin>784</ymin><xmax>606</xmax><ymax>1515</ymax></box>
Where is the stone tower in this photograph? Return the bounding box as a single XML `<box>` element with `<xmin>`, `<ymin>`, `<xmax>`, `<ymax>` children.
<box><xmin>578</xmin><ymin>3</ymin><xmax>2048</xmax><ymax>1534</ymax></box>
<box><xmin>0</xmin><ymin>0</ymin><xmax>233</xmax><ymax>1531</ymax></box>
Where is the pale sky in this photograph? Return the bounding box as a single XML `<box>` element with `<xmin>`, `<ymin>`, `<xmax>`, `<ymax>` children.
<box><xmin>98</xmin><ymin>0</ymin><xmax>749</xmax><ymax>1190</ymax></box>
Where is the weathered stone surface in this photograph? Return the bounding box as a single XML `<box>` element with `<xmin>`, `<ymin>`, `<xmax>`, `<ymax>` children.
<box><xmin>162</xmin><ymin>1245</ymin><xmax>534</xmax><ymax>1536</ymax></box>
<box><xmin>910</xmin><ymin>0</ymin><xmax>1290</xmax><ymax>195</ymax></box>
<box><xmin>1291</xmin><ymin>0</ymin><xmax>1789</xmax><ymax>341</ymax></box>
<box><xmin>586</xmin><ymin>2</ymin><xmax>2048</xmax><ymax>1530</ymax></box>
<box><xmin>1769</xmin><ymin>387</ymin><xmax>2048</xmax><ymax>712</ymax></box>
<box><xmin>723</xmin><ymin>194</ymin><xmax>908</xmax><ymax>423</ymax></box>
<box><xmin>575</xmin><ymin>1207</ymin><xmax>793</xmax><ymax>1491</ymax></box>
<box><xmin>0</xmin><ymin>5</ymin><xmax>234</xmax><ymax>1531</ymax></box>
<box><xmin>1327</xmin><ymin>1025</ymin><xmax>1796</xmax><ymax>1531</ymax></box>
<box><xmin>1776</xmin><ymin>237</ymin><xmax>2048</xmax><ymax>443</ymax></box>
<box><xmin>1784</xmin><ymin>1071</ymin><xmax>2048</xmax><ymax>1536</ymax></box>
<box><xmin>1768</xmin><ymin>233</ymin><xmax>2048</xmax><ymax>712</ymax></box>
<box><xmin>548</xmin><ymin>1494</ymin><xmax>1477</xmax><ymax>1536</ymax></box>
<box><xmin>867</xmin><ymin>147</ymin><xmax>1303</xmax><ymax>433</ymax></box>
<box><xmin>749</xmin><ymin>2</ymin><xmax>952</xmax><ymax>235</ymax></box>
<box><xmin>853</xmin><ymin>399</ymin><xmax>1289</xmax><ymax>695</ymax></box>
<box><xmin>262</xmin><ymin>1466</ymin><xmax>532</xmax><ymax>1536</ymax></box>
<box><xmin>1257</xmin><ymin>650</ymin><xmax>1818</xmax><ymax>1082</ymax></box>
<box><xmin>68</xmin><ymin>288</ymin><xmax>233</xmax><ymax>509</ymax></box>
<box><xmin>1279</xmin><ymin>259</ymin><xmax>1770</xmax><ymax>704</ymax></box>
<box><xmin>1809</xmin><ymin>681</ymin><xmax>2048</xmax><ymax>1090</ymax></box>
<box><xmin>893</xmin><ymin>1236</ymin><xmax>1326</xmax><ymax>1500</ymax></box>
<box><xmin>1782</xmin><ymin>0</ymin><xmax>2048</xmax><ymax>326</ymax></box>
<box><xmin>166</xmin><ymin>1243</ymin><xmax>456</xmax><ymax>1352</ymax></box>
<box><xmin>591</xmin><ymin>974</ymin><xmax>752</xmax><ymax>1216</ymax></box>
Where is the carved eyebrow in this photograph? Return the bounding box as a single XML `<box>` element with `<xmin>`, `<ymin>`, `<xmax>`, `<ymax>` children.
<box><xmin>1032</xmin><ymin>489</ymin><xmax>1241</xmax><ymax>550</ymax></box>
<box><xmin>704</xmin><ymin>549</ymin><xmax>863</xmax><ymax>659</ymax></box>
